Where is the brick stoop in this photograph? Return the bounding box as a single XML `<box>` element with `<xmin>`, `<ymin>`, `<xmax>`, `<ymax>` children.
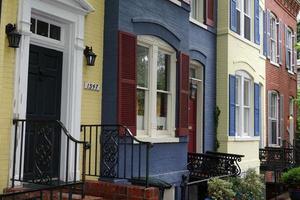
<box><xmin>84</xmin><ymin>180</ymin><xmax>160</xmax><ymax>200</ymax></box>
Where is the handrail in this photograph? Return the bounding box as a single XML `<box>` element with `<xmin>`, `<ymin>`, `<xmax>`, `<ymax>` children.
<box><xmin>80</xmin><ymin>124</ymin><xmax>153</xmax><ymax>146</ymax></box>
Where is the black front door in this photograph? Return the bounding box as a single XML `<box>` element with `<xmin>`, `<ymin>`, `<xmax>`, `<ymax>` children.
<box><xmin>24</xmin><ymin>44</ymin><xmax>63</xmax><ymax>182</ymax></box>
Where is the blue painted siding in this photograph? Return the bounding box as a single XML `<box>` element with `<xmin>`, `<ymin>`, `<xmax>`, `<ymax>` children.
<box><xmin>102</xmin><ymin>0</ymin><xmax>217</xmax><ymax>195</ymax></box>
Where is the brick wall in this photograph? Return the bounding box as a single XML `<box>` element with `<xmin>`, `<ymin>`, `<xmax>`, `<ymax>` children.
<box><xmin>85</xmin><ymin>181</ymin><xmax>160</xmax><ymax>200</ymax></box>
<box><xmin>265</xmin><ymin>0</ymin><xmax>299</xmax><ymax>145</ymax></box>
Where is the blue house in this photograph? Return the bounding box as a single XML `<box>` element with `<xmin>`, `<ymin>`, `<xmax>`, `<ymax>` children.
<box><xmin>102</xmin><ymin>0</ymin><xmax>217</xmax><ymax>199</ymax></box>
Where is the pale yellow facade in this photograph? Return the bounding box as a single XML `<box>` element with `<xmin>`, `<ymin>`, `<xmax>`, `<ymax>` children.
<box><xmin>0</xmin><ymin>0</ymin><xmax>104</xmax><ymax>189</ymax></box>
<box><xmin>217</xmin><ymin>0</ymin><xmax>266</xmax><ymax>171</ymax></box>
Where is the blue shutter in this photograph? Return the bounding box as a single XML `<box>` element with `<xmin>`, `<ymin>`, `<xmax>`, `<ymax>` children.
<box><xmin>254</xmin><ymin>0</ymin><xmax>260</xmax><ymax>44</ymax></box>
<box><xmin>229</xmin><ymin>75</ymin><xmax>236</xmax><ymax>136</ymax></box>
<box><xmin>254</xmin><ymin>83</ymin><xmax>261</xmax><ymax>136</ymax></box>
<box><xmin>230</xmin><ymin>0</ymin><xmax>237</xmax><ymax>32</ymax></box>
<box><xmin>263</xmin><ymin>11</ymin><xmax>267</xmax><ymax>56</ymax></box>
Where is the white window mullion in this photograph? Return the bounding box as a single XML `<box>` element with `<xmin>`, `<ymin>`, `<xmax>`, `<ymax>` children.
<box><xmin>149</xmin><ymin>45</ymin><xmax>158</xmax><ymax>138</ymax></box>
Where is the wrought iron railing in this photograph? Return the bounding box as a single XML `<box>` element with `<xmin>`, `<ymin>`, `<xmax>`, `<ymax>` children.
<box><xmin>259</xmin><ymin>147</ymin><xmax>295</xmax><ymax>172</ymax></box>
<box><xmin>11</xmin><ymin>119</ymin><xmax>90</xmax><ymax>189</ymax></box>
<box><xmin>187</xmin><ymin>151</ymin><xmax>244</xmax><ymax>181</ymax></box>
<box><xmin>80</xmin><ymin>124</ymin><xmax>153</xmax><ymax>187</ymax></box>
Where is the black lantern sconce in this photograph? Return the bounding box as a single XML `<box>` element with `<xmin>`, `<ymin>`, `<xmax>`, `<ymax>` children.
<box><xmin>5</xmin><ymin>23</ymin><xmax>22</xmax><ymax>48</ymax></box>
<box><xmin>84</xmin><ymin>46</ymin><xmax>97</xmax><ymax>66</ymax></box>
<box><xmin>190</xmin><ymin>81</ymin><xmax>197</xmax><ymax>99</ymax></box>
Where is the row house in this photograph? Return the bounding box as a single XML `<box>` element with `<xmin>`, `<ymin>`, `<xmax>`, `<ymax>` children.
<box><xmin>217</xmin><ymin>0</ymin><xmax>266</xmax><ymax>171</ymax></box>
<box><xmin>102</xmin><ymin>0</ymin><xmax>217</xmax><ymax>198</ymax></box>
<box><xmin>0</xmin><ymin>0</ymin><xmax>104</xmax><ymax>191</ymax></box>
<box><xmin>265</xmin><ymin>0</ymin><xmax>300</xmax><ymax>149</ymax></box>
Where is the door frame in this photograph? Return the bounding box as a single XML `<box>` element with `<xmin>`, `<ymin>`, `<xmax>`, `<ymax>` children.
<box><xmin>190</xmin><ymin>60</ymin><xmax>204</xmax><ymax>153</ymax></box>
<box><xmin>10</xmin><ymin>0</ymin><xmax>94</xmax><ymax>184</ymax></box>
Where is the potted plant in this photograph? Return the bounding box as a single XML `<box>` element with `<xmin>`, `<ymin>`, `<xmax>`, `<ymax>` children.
<box><xmin>282</xmin><ymin>167</ymin><xmax>300</xmax><ymax>200</ymax></box>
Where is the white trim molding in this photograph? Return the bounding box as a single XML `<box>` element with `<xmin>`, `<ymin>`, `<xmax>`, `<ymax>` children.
<box><xmin>10</xmin><ymin>0</ymin><xmax>92</xmax><ymax>184</ymax></box>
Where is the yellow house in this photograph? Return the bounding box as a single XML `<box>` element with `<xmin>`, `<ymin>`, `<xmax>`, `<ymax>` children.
<box><xmin>217</xmin><ymin>0</ymin><xmax>266</xmax><ymax>171</ymax></box>
<box><xmin>0</xmin><ymin>0</ymin><xmax>104</xmax><ymax>189</ymax></box>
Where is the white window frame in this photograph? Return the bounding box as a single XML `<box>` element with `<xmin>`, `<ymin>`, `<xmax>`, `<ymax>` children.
<box><xmin>136</xmin><ymin>36</ymin><xmax>177</xmax><ymax>141</ymax></box>
<box><xmin>287</xmin><ymin>27</ymin><xmax>293</xmax><ymax>72</ymax></box>
<box><xmin>235</xmin><ymin>0</ymin><xmax>252</xmax><ymax>40</ymax></box>
<box><xmin>268</xmin><ymin>91</ymin><xmax>280</xmax><ymax>146</ymax></box>
<box><xmin>235</xmin><ymin>71</ymin><xmax>253</xmax><ymax>137</ymax></box>
<box><xmin>190</xmin><ymin>0</ymin><xmax>205</xmax><ymax>23</ymax></box>
<box><xmin>270</xmin><ymin>13</ymin><xmax>278</xmax><ymax>63</ymax></box>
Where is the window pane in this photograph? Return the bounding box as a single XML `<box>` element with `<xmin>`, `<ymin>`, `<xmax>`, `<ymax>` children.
<box><xmin>244</xmin><ymin>0</ymin><xmax>250</xmax><ymax>15</ymax></box>
<box><xmin>30</xmin><ymin>18</ymin><xmax>36</xmax><ymax>33</ymax></box>
<box><xmin>270</xmin><ymin>93</ymin><xmax>277</xmax><ymax>118</ymax></box>
<box><xmin>271</xmin><ymin>120</ymin><xmax>277</xmax><ymax>144</ymax></box>
<box><xmin>236</xmin><ymin>76</ymin><xmax>241</xmax><ymax>105</ymax></box>
<box><xmin>37</xmin><ymin>20</ymin><xmax>49</xmax><ymax>37</ymax></box>
<box><xmin>236</xmin><ymin>106</ymin><xmax>240</xmax><ymax>134</ymax></box>
<box><xmin>157</xmin><ymin>92</ymin><xmax>168</xmax><ymax>130</ymax></box>
<box><xmin>191</xmin><ymin>0</ymin><xmax>204</xmax><ymax>23</ymax></box>
<box><xmin>137</xmin><ymin>89</ymin><xmax>146</xmax><ymax>130</ymax></box>
<box><xmin>157</xmin><ymin>51</ymin><xmax>170</xmax><ymax>91</ymax></box>
<box><xmin>50</xmin><ymin>24</ymin><xmax>61</xmax><ymax>41</ymax></box>
<box><xmin>244</xmin><ymin>108</ymin><xmax>250</xmax><ymax>134</ymax></box>
<box><xmin>244</xmin><ymin>16</ymin><xmax>251</xmax><ymax>40</ymax></box>
<box><xmin>137</xmin><ymin>45</ymin><xmax>149</xmax><ymax>88</ymax></box>
<box><xmin>237</xmin><ymin>10</ymin><xmax>241</xmax><ymax>34</ymax></box>
<box><xmin>244</xmin><ymin>79</ymin><xmax>250</xmax><ymax>106</ymax></box>
<box><xmin>190</xmin><ymin>68</ymin><xmax>196</xmax><ymax>79</ymax></box>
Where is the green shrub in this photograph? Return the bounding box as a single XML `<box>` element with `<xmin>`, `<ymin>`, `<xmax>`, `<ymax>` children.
<box><xmin>207</xmin><ymin>178</ymin><xmax>235</xmax><ymax>200</ymax></box>
<box><xmin>231</xmin><ymin>169</ymin><xmax>264</xmax><ymax>200</ymax></box>
<box><xmin>282</xmin><ymin>167</ymin><xmax>300</xmax><ymax>186</ymax></box>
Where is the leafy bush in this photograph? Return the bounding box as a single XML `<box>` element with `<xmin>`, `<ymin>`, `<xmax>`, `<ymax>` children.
<box><xmin>231</xmin><ymin>169</ymin><xmax>264</xmax><ymax>200</ymax></box>
<box><xmin>207</xmin><ymin>169</ymin><xmax>264</xmax><ymax>200</ymax></box>
<box><xmin>207</xmin><ymin>178</ymin><xmax>235</xmax><ymax>200</ymax></box>
<box><xmin>282</xmin><ymin>167</ymin><xmax>300</xmax><ymax>186</ymax></box>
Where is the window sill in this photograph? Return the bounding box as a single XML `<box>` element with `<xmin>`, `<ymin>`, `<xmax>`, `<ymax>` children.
<box><xmin>288</xmin><ymin>70</ymin><xmax>295</xmax><ymax>75</ymax></box>
<box><xmin>136</xmin><ymin>135</ymin><xmax>180</xmax><ymax>144</ymax></box>
<box><xmin>189</xmin><ymin>17</ymin><xmax>208</xmax><ymax>29</ymax></box>
<box><xmin>228</xmin><ymin>31</ymin><xmax>260</xmax><ymax>51</ymax></box>
<box><xmin>228</xmin><ymin>136</ymin><xmax>260</xmax><ymax>142</ymax></box>
<box><xmin>259</xmin><ymin>54</ymin><xmax>266</xmax><ymax>60</ymax></box>
<box><xmin>168</xmin><ymin>0</ymin><xmax>181</xmax><ymax>6</ymax></box>
<box><xmin>270</xmin><ymin>61</ymin><xmax>280</xmax><ymax>68</ymax></box>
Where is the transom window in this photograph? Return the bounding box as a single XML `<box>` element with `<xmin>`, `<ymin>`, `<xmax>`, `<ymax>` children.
<box><xmin>286</xmin><ymin>27</ymin><xmax>293</xmax><ymax>71</ymax></box>
<box><xmin>30</xmin><ymin>17</ymin><xmax>62</xmax><ymax>41</ymax></box>
<box><xmin>191</xmin><ymin>0</ymin><xmax>205</xmax><ymax>23</ymax></box>
<box><xmin>270</xmin><ymin>14</ymin><xmax>278</xmax><ymax>63</ymax></box>
<box><xmin>235</xmin><ymin>71</ymin><xmax>252</xmax><ymax>136</ymax></box>
<box><xmin>136</xmin><ymin>36</ymin><xmax>176</xmax><ymax>137</ymax></box>
<box><xmin>268</xmin><ymin>91</ymin><xmax>279</xmax><ymax>146</ymax></box>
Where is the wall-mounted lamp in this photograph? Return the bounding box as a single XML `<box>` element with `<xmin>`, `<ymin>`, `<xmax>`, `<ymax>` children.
<box><xmin>190</xmin><ymin>81</ymin><xmax>197</xmax><ymax>99</ymax></box>
<box><xmin>84</xmin><ymin>46</ymin><xmax>97</xmax><ymax>66</ymax></box>
<box><xmin>6</xmin><ymin>24</ymin><xmax>21</xmax><ymax>48</ymax></box>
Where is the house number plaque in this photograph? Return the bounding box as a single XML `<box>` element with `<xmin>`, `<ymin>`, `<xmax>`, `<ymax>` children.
<box><xmin>84</xmin><ymin>82</ymin><xmax>100</xmax><ymax>91</ymax></box>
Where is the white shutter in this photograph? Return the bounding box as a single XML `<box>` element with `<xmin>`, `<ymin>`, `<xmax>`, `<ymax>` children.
<box><xmin>292</xmin><ymin>33</ymin><xmax>295</xmax><ymax>72</ymax></box>
<box><xmin>278</xmin><ymin>19</ymin><xmax>282</xmax><ymax>65</ymax></box>
<box><xmin>279</xmin><ymin>94</ymin><xmax>284</xmax><ymax>146</ymax></box>
<box><xmin>266</xmin><ymin>10</ymin><xmax>271</xmax><ymax>59</ymax></box>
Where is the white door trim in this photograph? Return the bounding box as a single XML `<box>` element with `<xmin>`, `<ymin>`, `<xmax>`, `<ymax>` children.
<box><xmin>10</xmin><ymin>0</ymin><xmax>93</xmax><ymax>184</ymax></box>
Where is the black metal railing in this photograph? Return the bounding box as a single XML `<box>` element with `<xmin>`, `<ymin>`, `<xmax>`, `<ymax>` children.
<box><xmin>11</xmin><ymin>119</ymin><xmax>90</xmax><ymax>189</ymax></box>
<box><xmin>0</xmin><ymin>181</ymin><xmax>82</xmax><ymax>200</ymax></box>
<box><xmin>80</xmin><ymin>124</ymin><xmax>153</xmax><ymax>187</ymax></box>
<box><xmin>259</xmin><ymin>147</ymin><xmax>295</xmax><ymax>172</ymax></box>
<box><xmin>187</xmin><ymin>151</ymin><xmax>244</xmax><ymax>181</ymax></box>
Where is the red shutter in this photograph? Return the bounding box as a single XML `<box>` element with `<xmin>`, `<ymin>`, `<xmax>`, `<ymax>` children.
<box><xmin>118</xmin><ymin>31</ymin><xmax>137</xmax><ymax>135</ymax></box>
<box><xmin>206</xmin><ymin>0</ymin><xmax>215</xmax><ymax>27</ymax></box>
<box><xmin>176</xmin><ymin>53</ymin><xmax>189</xmax><ymax>137</ymax></box>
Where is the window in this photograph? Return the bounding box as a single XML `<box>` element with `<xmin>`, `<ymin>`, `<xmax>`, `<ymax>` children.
<box><xmin>191</xmin><ymin>0</ymin><xmax>205</xmax><ymax>23</ymax></box>
<box><xmin>270</xmin><ymin>14</ymin><xmax>278</xmax><ymax>63</ymax></box>
<box><xmin>235</xmin><ymin>71</ymin><xmax>252</xmax><ymax>136</ymax></box>
<box><xmin>136</xmin><ymin>36</ymin><xmax>176</xmax><ymax>137</ymax></box>
<box><xmin>30</xmin><ymin>17</ymin><xmax>61</xmax><ymax>41</ymax></box>
<box><xmin>268</xmin><ymin>91</ymin><xmax>279</xmax><ymax>145</ymax></box>
<box><xmin>286</xmin><ymin>27</ymin><xmax>293</xmax><ymax>71</ymax></box>
<box><xmin>236</xmin><ymin>0</ymin><xmax>241</xmax><ymax>34</ymax></box>
<box><xmin>243</xmin><ymin>0</ymin><xmax>251</xmax><ymax>40</ymax></box>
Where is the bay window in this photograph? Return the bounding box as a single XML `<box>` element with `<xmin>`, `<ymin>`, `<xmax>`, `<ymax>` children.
<box><xmin>136</xmin><ymin>36</ymin><xmax>176</xmax><ymax>137</ymax></box>
<box><xmin>235</xmin><ymin>71</ymin><xmax>252</xmax><ymax>136</ymax></box>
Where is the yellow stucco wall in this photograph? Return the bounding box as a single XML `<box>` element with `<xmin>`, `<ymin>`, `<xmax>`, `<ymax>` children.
<box><xmin>217</xmin><ymin>0</ymin><xmax>266</xmax><ymax>172</ymax></box>
<box><xmin>0</xmin><ymin>0</ymin><xmax>19</xmax><ymax>189</ymax></box>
